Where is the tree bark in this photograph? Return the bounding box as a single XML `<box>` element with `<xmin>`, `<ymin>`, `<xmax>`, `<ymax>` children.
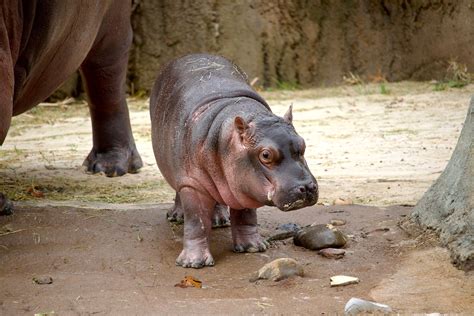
<box><xmin>410</xmin><ymin>96</ymin><xmax>473</xmax><ymax>271</ymax></box>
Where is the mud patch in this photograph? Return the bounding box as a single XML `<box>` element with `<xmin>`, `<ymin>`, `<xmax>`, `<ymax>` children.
<box><xmin>3</xmin><ymin>204</ymin><xmax>472</xmax><ymax>314</ymax></box>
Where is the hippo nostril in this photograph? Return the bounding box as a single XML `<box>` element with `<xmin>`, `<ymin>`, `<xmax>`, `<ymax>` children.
<box><xmin>298</xmin><ymin>186</ymin><xmax>306</xmax><ymax>194</ymax></box>
<box><xmin>306</xmin><ymin>182</ymin><xmax>317</xmax><ymax>193</ymax></box>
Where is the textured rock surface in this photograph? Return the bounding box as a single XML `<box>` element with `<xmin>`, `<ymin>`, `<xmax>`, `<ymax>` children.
<box><xmin>319</xmin><ymin>248</ymin><xmax>346</xmax><ymax>259</ymax></box>
<box><xmin>294</xmin><ymin>224</ymin><xmax>347</xmax><ymax>250</ymax></box>
<box><xmin>52</xmin><ymin>1</ymin><xmax>474</xmax><ymax>97</ymax></box>
<box><xmin>410</xmin><ymin>97</ymin><xmax>474</xmax><ymax>271</ymax></box>
<box><xmin>129</xmin><ymin>0</ymin><xmax>474</xmax><ymax>91</ymax></box>
<box><xmin>345</xmin><ymin>297</ymin><xmax>392</xmax><ymax>315</ymax></box>
<box><xmin>250</xmin><ymin>258</ymin><xmax>304</xmax><ymax>282</ymax></box>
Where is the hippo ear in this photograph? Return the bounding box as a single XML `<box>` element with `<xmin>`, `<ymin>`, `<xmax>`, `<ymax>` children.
<box><xmin>283</xmin><ymin>104</ymin><xmax>293</xmax><ymax>124</ymax></box>
<box><xmin>234</xmin><ymin>116</ymin><xmax>249</xmax><ymax>135</ymax></box>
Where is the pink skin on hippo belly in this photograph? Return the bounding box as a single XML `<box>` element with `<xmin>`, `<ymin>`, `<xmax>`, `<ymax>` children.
<box><xmin>0</xmin><ymin>1</ymin><xmax>142</xmax><ymax>214</ymax></box>
<box><xmin>150</xmin><ymin>54</ymin><xmax>318</xmax><ymax>268</ymax></box>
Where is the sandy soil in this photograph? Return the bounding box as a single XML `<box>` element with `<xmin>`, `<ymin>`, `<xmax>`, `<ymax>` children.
<box><xmin>1</xmin><ymin>82</ymin><xmax>473</xmax><ymax>314</ymax></box>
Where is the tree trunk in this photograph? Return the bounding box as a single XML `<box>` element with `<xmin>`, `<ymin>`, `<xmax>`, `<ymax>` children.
<box><xmin>410</xmin><ymin>96</ymin><xmax>473</xmax><ymax>271</ymax></box>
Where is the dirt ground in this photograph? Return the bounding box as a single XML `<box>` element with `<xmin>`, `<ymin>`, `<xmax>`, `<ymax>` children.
<box><xmin>1</xmin><ymin>82</ymin><xmax>473</xmax><ymax>314</ymax></box>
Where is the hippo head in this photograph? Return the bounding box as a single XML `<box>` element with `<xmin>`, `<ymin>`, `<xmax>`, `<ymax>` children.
<box><xmin>230</xmin><ymin>105</ymin><xmax>318</xmax><ymax>211</ymax></box>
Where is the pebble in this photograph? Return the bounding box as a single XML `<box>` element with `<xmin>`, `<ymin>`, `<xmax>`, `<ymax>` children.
<box><xmin>330</xmin><ymin>219</ymin><xmax>346</xmax><ymax>226</ymax></box>
<box><xmin>267</xmin><ymin>223</ymin><xmax>301</xmax><ymax>241</ymax></box>
<box><xmin>294</xmin><ymin>224</ymin><xmax>347</xmax><ymax>250</ymax></box>
<box><xmin>333</xmin><ymin>198</ymin><xmax>353</xmax><ymax>206</ymax></box>
<box><xmin>344</xmin><ymin>297</ymin><xmax>392</xmax><ymax>314</ymax></box>
<box><xmin>318</xmin><ymin>248</ymin><xmax>346</xmax><ymax>259</ymax></box>
<box><xmin>250</xmin><ymin>258</ymin><xmax>304</xmax><ymax>282</ymax></box>
<box><xmin>277</xmin><ymin>223</ymin><xmax>301</xmax><ymax>232</ymax></box>
<box><xmin>33</xmin><ymin>276</ymin><xmax>53</xmax><ymax>285</ymax></box>
<box><xmin>330</xmin><ymin>275</ymin><xmax>359</xmax><ymax>287</ymax></box>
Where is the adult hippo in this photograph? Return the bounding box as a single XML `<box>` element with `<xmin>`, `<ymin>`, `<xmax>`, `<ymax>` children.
<box><xmin>150</xmin><ymin>54</ymin><xmax>318</xmax><ymax>268</ymax></box>
<box><xmin>0</xmin><ymin>1</ymin><xmax>143</xmax><ymax>214</ymax></box>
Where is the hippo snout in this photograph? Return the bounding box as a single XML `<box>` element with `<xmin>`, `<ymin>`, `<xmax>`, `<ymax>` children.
<box><xmin>277</xmin><ymin>180</ymin><xmax>319</xmax><ymax>212</ymax></box>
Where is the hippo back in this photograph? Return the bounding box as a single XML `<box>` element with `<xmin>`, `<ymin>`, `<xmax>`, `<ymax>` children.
<box><xmin>150</xmin><ymin>54</ymin><xmax>270</xmax><ymax>188</ymax></box>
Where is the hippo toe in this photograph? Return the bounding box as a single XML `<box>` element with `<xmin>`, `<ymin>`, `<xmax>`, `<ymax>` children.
<box><xmin>83</xmin><ymin>145</ymin><xmax>142</xmax><ymax>177</ymax></box>
<box><xmin>176</xmin><ymin>248</ymin><xmax>215</xmax><ymax>269</ymax></box>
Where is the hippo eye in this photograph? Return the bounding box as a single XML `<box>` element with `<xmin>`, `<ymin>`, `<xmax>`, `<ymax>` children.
<box><xmin>259</xmin><ymin>149</ymin><xmax>273</xmax><ymax>164</ymax></box>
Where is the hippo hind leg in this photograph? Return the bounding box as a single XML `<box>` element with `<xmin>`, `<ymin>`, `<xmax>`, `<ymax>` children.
<box><xmin>80</xmin><ymin>13</ymin><xmax>142</xmax><ymax>177</ymax></box>
<box><xmin>167</xmin><ymin>192</ymin><xmax>230</xmax><ymax>227</ymax></box>
<box><xmin>230</xmin><ymin>208</ymin><xmax>269</xmax><ymax>253</ymax></box>
<box><xmin>212</xmin><ymin>204</ymin><xmax>231</xmax><ymax>227</ymax></box>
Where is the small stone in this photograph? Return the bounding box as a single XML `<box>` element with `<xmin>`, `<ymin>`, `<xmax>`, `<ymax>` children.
<box><xmin>330</xmin><ymin>275</ymin><xmax>359</xmax><ymax>287</ymax></box>
<box><xmin>266</xmin><ymin>231</ymin><xmax>295</xmax><ymax>242</ymax></box>
<box><xmin>250</xmin><ymin>258</ymin><xmax>304</xmax><ymax>282</ymax></box>
<box><xmin>294</xmin><ymin>224</ymin><xmax>347</xmax><ymax>250</ymax></box>
<box><xmin>330</xmin><ymin>219</ymin><xmax>346</xmax><ymax>226</ymax></box>
<box><xmin>318</xmin><ymin>248</ymin><xmax>346</xmax><ymax>259</ymax></box>
<box><xmin>344</xmin><ymin>297</ymin><xmax>392</xmax><ymax>314</ymax></box>
<box><xmin>33</xmin><ymin>276</ymin><xmax>53</xmax><ymax>285</ymax></box>
<box><xmin>333</xmin><ymin>198</ymin><xmax>353</xmax><ymax>206</ymax></box>
<box><xmin>267</xmin><ymin>223</ymin><xmax>301</xmax><ymax>241</ymax></box>
<box><xmin>277</xmin><ymin>223</ymin><xmax>301</xmax><ymax>232</ymax></box>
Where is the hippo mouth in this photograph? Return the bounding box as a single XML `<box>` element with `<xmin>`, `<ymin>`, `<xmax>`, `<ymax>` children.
<box><xmin>273</xmin><ymin>190</ymin><xmax>318</xmax><ymax>212</ymax></box>
<box><xmin>280</xmin><ymin>199</ymin><xmax>307</xmax><ymax>212</ymax></box>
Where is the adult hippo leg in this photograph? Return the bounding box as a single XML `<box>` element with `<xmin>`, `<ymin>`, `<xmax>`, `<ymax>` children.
<box><xmin>80</xmin><ymin>10</ymin><xmax>142</xmax><ymax>177</ymax></box>
<box><xmin>168</xmin><ymin>192</ymin><xmax>230</xmax><ymax>227</ymax></box>
<box><xmin>0</xmin><ymin>26</ymin><xmax>14</xmax><ymax>216</ymax></box>
<box><xmin>175</xmin><ymin>188</ymin><xmax>215</xmax><ymax>268</ymax></box>
<box><xmin>230</xmin><ymin>208</ymin><xmax>269</xmax><ymax>253</ymax></box>
<box><xmin>0</xmin><ymin>100</ymin><xmax>13</xmax><ymax>215</ymax></box>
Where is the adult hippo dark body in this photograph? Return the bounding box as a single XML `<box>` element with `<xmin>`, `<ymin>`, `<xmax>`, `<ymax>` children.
<box><xmin>0</xmin><ymin>1</ymin><xmax>142</xmax><ymax>213</ymax></box>
<box><xmin>150</xmin><ymin>54</ymin><xmax>318</xmax><ymax>268</ymax></box>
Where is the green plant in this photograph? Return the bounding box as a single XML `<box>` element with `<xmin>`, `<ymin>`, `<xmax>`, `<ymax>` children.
<box><xmin>434</xmin><ymin>60</ymin><xmax>472</xmax><ymax>91</ymax></box>
<box><xmin>275</xmin><ymin>80</ymin><xmax>300</xmax><ymax>91</ymax></box>
<box><xmin>380</xmin><ymin>82</ymin><xmax>390</xmax><ymax>95</ymax></box>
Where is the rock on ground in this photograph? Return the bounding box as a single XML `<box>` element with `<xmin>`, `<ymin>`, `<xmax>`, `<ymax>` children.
<box><xmin>294</xmin><ymin>224</ymin><xmax>347</xmax><ymax>250</ymax></box>
<box><xmin>250</xmin><ymin>258</ymin><xmax>304</xmax><ymax>282</ymax></box>
<box><xmin>344</xmin><ymin>297</ymin><xmax>392</xmax><ymax>315</ymax></box>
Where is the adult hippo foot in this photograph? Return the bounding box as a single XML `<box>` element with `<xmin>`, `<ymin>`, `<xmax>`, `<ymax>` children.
<box><xmin>0</xmin><ymin>193</ymin><xmax>13</xmax><ymax>216</ymax></box>
<box><xmin>176</xmin><ymin>248</ymin><xmax>215</xmax><ymax>268</ymax></box>
<box><xmin>83</xmin><ymin>146</ymin><xmax>143</xmax><ymax>177</ymax></box>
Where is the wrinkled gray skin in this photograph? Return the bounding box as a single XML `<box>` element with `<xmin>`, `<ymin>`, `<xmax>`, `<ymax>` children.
<box><xmin>150</xmin><ymin>54</ymin><xmax>318</xmax><ymax>268</ymax></box>
<box><xmin>0</xmin><ymin>1</ymin><xmax>143</xmax><ymax>214</ymax></box>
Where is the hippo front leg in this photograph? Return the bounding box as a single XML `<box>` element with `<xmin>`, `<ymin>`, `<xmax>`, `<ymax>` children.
<box><xmin>80</xmin><ymin>21</ymin><xmax>142</xmax><ymax>177</ymax></box>
<box><xmin>230</xmin><ymin>208</ymin><xmax>269</xmax><ymax>253</ymax></box>
<box><xmin>175</xmin><ymin>188</ymin><xmax>215</xmax><ymax>268</ymax></box>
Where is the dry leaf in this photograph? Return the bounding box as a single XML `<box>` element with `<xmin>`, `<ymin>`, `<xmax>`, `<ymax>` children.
<box><xmin>27</xmin><ymin>187</ymin><xmax>45</xmax><ymax>198</ymax></box>
<box><xmin>174</xmin><ymin>275</ymin><xmax>202</xmax><ymax>288</ymax></box>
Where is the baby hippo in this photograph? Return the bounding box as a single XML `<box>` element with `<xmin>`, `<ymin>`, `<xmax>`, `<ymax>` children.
<box><xmin>150</xmin><ymin>54</ymin><xmax>318</xmax><ymax>268</ymax></box>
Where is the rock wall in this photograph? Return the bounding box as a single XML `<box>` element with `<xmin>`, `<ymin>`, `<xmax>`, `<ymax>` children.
<box><xmin>51</xmin><ymin>0</ymin><xmax>474</xmax><ymax>97</ymax></box>
<box><xmin>129</xmin><ymin>0</ymin><xmax>474</xmax><ymax>92</ymax></box>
